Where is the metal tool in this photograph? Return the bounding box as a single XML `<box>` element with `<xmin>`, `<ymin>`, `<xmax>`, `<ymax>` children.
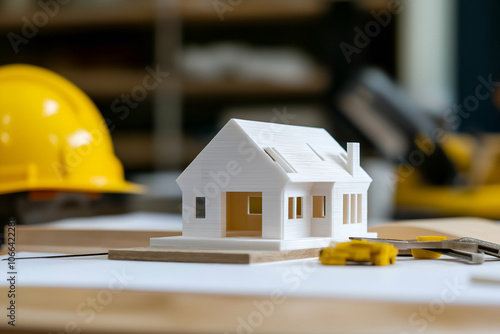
<box><xmin>428</xmin><ymin>249</ymin><xmax>484</xmax><ymax>264</ymax></box>
<box><xmin>349</xmin><ymin>237</ymin><xmax>500</xmax><ymax>265</ymax></box>
<box><xmin>454</xmin><ymin>237</ymin><xmax>500</xmax><ymax>258</ymax></box>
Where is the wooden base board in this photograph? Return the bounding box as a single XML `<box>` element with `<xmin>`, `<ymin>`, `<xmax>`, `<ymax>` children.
<box><xmin>108</xmin><ymin>247</ymin><xmax>321</xmax><ymax>264</ymax></box>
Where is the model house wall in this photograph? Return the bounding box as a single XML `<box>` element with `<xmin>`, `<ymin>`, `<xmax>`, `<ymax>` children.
<box><xmin>177</xmin><ymin>119</ymin><xmax>287</xmax><ymax>239</ymax></box>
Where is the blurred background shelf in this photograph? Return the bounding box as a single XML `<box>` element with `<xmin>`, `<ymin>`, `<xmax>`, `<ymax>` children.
<box><xmin>0</xmin><ymin>0</ymin><xmax>399</xmax><ymax>218</ymax></box>
<box><xmin>0</xmin><ymin>1</ymin><xmax>157</xmax><ymax>29</ymax></box>
<box><xmin>0</xmin><ymin>0</ymin><xmax>330</xmax><ymax>29</ymax></box>
<box><xmin>181</xmin><ymin>0</ymin><xmax>328</xmax><ymax>23</ymax></box>
<box><xmin>53</xmin><ymin>68</ymin><xmax>152</xmax><ymax>97</ymax></box>
<box><xmin>112</xmin><ymin>132</ymin><xmax>207</xmax><ymax>169</ymax></box>
<box><xmin>49</xmin><ymin>67</ymin><xmax>328</xmax><ymax>98</ymax></box>
<box><xmin>2</xmin><ymin>0</ymin><xmax>500</xmax><ymax>229</ymax></box>
<box><xmin>182</xmin><ymin>70</ymin><xmax>329</xmax><ymax>98</ymax></box>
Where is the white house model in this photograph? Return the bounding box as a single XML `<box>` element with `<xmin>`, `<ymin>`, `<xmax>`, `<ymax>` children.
<box><xmin>151</xmin><ymin>119</ymin><xmax>376</xmax><ymax>251</ymax></box>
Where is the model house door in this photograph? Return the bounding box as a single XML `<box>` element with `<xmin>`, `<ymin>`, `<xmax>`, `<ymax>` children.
<box><xmin>225</xmin><ymin>192</ymin><xmax>262</xmax><ymax>237</ymax></box>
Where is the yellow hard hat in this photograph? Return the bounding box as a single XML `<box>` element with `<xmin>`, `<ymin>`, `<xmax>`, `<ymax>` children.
<box><xmin>0</xmin><ymin>64</ymin><xmax>143</xmax><ymax>195</ymax></box>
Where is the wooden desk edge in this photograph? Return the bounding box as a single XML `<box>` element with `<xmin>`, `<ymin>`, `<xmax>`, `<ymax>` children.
<box><xmin>0</xmin><ymin>287</ymin><xmax>498</xmax><ymax>334</ymax></box>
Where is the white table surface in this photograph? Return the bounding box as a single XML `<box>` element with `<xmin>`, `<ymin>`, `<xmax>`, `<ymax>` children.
<box><xmin>2</xmin><ymin>251</ymin><xmax>500</xmax><ymax>306</ymax></box>
<box><xmin>4</xmin><ymin>212</ymin><xmax>500</xmax><ymax>307</ymax></box>
<box><xmin>39</xmin><ymin>212</ymin><xmax>182</xmax><ymax>231</ymax></box>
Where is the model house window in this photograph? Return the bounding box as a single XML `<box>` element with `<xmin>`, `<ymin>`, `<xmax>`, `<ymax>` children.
<box><xmin>296</xmin><ymin>197</ymin><xmax>303</xmax><ymax>218</ymax></box>
<box><xmin>288</xmin><ymin>197</ymin><xmax>294</xmax><ymax>219</ymax></box>
<box><xmin>263</xmin><ymin>147</ymin><xmax>297</xmax><ymax>173</ymax></box>
<box><xmin>343</xmin><ymin>194</ymin><xmax>362</xmax><ymax>224</ymax></box>
<box><xmin>343</xmin><ymin>194</ymin><xmax>349</xmax><ymax>224</ymax></box>
<box><xmin>307</xmin><ymin>143</ymin><xmax>325</xmax><ymax>161</ymax></box>
<box><xmin>350</xmin><ymin>194</ymin><xmax>356</xmax><ymax>224</ymax></box>
<box><xmin>287</xmin><ymin>197</ymin><xmax>303</xmax><ymax>219</ymax></box>
<box><xmin>313</xmin><ymin>196</ymin><xmax>326</xmax><ymax>218</ymax></box>
<box><xmin>357</xmin><ymin>194</ymin><xmax>362</xmax><ymax>223</ymax></box>
<box><xmin>248</xmin><ymin>197</ymin><xmax>262</xmax><ymax>214</ymax></box>
<box><xmin>195</xmin><ymin>197</ymin><xmax>206</xmax><ymax>219</ymax></box>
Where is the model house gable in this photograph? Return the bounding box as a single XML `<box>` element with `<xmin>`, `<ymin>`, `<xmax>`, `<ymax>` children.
<box><xmin>176</xmin><ymin>118</ymin><xmax>289</xmax><ymax>189</ymax></box>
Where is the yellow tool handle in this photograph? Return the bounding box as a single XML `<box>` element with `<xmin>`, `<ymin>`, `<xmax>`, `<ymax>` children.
<box><xmin>411</xmin><ymin>236</ymin><xmax>447</xmax><ymax>259</ymax></box>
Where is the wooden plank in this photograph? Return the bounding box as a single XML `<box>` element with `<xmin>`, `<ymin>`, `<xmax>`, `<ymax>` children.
<box><xmin>0</xmin><ymin>286</ymin><xmax>498</xmax><ymax>334</ymax></box>
<box><xmin>109</xmin><ymin>247</ymin><xmax>321</xmax><ymax>264</ymax></box>
<box><xmin>0</xmin><ymin>245</ymin><xmax>110</xmax><ymax>255</ymax></box>
<box><xmin>369</xmin><ymin>217</ymin><xmax>500</xmax><ymax>243</ymax></box>
<box><xmin>3</xmin><ymin>225</ymin><xmax>180</xmax><ymax>253</ymax></box>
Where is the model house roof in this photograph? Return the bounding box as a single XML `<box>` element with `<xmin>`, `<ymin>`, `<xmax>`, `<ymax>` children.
<box><xmin>233</xmin><ymin>119</ymin><xmax>371</xmax><ymax>183</ymax></box>
<box><xmin>178</xmin><ymin>119</ymin><xmax>371</xmax><ymax>185</ymax></box>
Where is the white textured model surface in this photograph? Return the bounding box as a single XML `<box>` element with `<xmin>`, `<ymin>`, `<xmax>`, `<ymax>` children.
<box><xmin>151</xmin><ymin>119</ymin><xmax>376</xmax><ymax>251</ymax></box>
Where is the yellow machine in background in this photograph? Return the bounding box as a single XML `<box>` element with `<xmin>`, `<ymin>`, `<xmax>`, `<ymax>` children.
<box><xmin>335</xmin><ymin>67</ymin><xmax>500</xmax><ymax>220</ymax></box>
<box><xmin>396</xmin><ymin>133</ymin><xmax>500</xmax><ymax>219</ymax></box>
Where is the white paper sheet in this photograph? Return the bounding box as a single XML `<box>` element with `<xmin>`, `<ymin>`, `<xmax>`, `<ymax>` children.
<box><xmin>2</xmin><ymin>252</ymin><xmax>500</xmax><ymax>306</ymax></box>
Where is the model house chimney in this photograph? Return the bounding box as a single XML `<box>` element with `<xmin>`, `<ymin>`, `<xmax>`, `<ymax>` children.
<box><xmin>347</xmin><ymin>142</ymin><xmax>360</xmax><ymax>177</ymax></box>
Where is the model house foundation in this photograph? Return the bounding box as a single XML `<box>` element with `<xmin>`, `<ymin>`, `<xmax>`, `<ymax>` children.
<box><xmin>151</xmin><ymin>119</ymin><xmax>376</xmax><ymax>251</ymax></box>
